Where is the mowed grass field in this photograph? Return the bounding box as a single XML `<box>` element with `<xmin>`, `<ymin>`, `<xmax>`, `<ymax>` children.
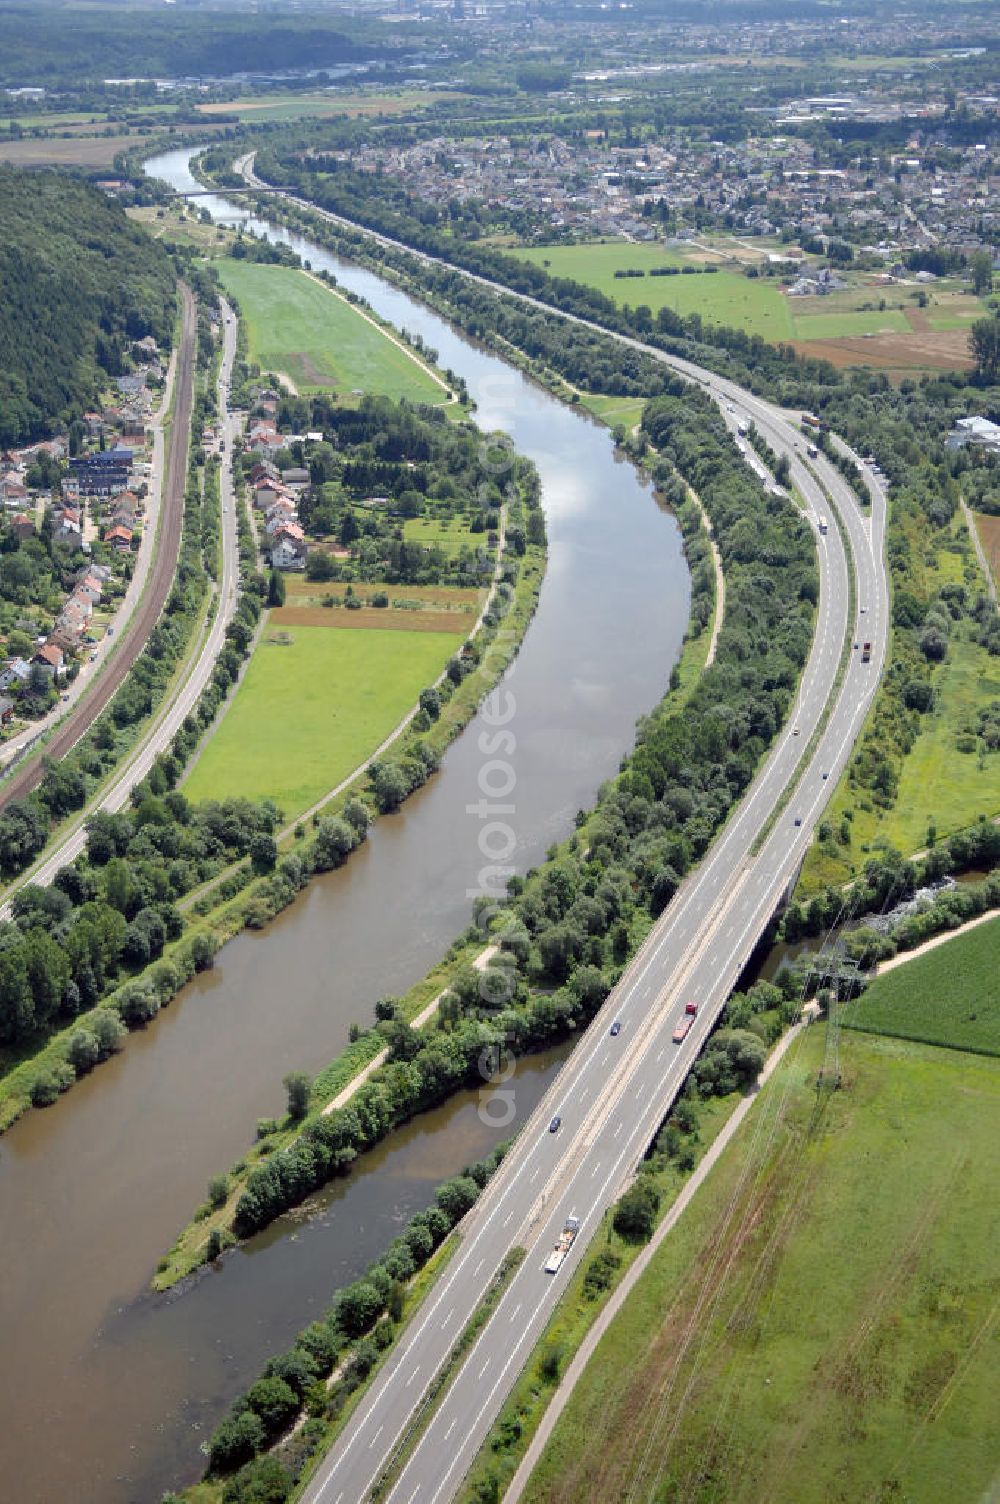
<box><xmin>515</xmin><ymin>242</ymin><xmax>794</xmax><ymax>340</ymax></box>
<box><xmin>183</xmin><ymin>621</ymin><xmax>464</xmax><ymax>818</ymax></box>
<box><xmin>524</xmin><ymin>1026</ymin><xmax>1000</xmax><ymax>1504</ymax></box>
<box><xmin>513</xmin><ymin>243</ymin><xmax>985</xmax><ymax>362</ymax></box>
<box><xmin>845</xmin><ymin>916</ymin><xmax>1000</xmax><ymax>1055</ymax></box>
<box><xmin>214</xmin><ymin>260</ymin><xmax>448</xmax><ymax>404</ymax></box>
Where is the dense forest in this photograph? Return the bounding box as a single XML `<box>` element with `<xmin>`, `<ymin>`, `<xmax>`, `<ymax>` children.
<box><xmin>0</xmin><ymin>7</ymin><xmax>397</xmax><ymax>89</ymax></box>
<box><xmin>0</xmin><ymin>167</ymin><xmax>177</xmax><ymax>445</ymax></box>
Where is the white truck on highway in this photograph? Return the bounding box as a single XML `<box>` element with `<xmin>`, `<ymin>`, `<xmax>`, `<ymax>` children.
<box><xmin>545</xmin><ymin>1216</ymin><xmax>580</xmax><ymax>1273</ymax></box>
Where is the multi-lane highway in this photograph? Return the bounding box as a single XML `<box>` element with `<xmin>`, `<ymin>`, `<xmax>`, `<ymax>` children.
<box><xmin>0</xmin><ymin>299</ymin><xmax>243</xmax><ymax>904</ymax></box>
<box><xmin>223</xmin><ymin>168</ymin><xmax>891</xmax><ymax>1504</ymax></box>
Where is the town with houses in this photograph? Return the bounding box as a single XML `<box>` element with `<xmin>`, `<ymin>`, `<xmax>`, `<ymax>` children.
<box><xmin>0</xmin><ymin>340</ymin><xmax>162</xmax><ymax>744</ymax></box>
<box><xmin>339</xmin><ymin>121</ymin><xmax>998</xmax><ymax>256</ymax></box>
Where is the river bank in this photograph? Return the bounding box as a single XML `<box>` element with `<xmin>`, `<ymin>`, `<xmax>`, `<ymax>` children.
<box><xmin>0</xmin><ymin>143</ymin><xmax>689</xmax><ymax>1504</ymax></box>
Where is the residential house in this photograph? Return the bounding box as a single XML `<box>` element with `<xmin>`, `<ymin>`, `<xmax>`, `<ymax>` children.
<box><xmin>33</xmin><ymin>643</ymin><xmax>64</xmax><ymax>677</ymax></box>
<box><xmin>110</xmin><ymin>490</ymin><xmax>138</xmax><ymax>527</ymax></box>
<box><xmin>53</xmin><ymin>506</ymin><xmax>82</xmax><ymax>547</ymax></box>
<box><xmin>0</xmin><ymin>658</ymin><xmax>32</xmax><ymax>692</ymax></box>
<box><xmin>253</xmin><ymin>477</ymin><xmax>295</xmax><ymax>511</ymax></box>
<box><xmin>106</xmin><ymin>524</ymin><xmax>134</xmax><ymax>553</ymax></box>
<box><xmin>281</xmin><ymin>467</ymin><xmax>311</xmax><ymax>488</ymax></box>
<box><xmin>248</xmin><ymin>458</ymin><xmax>280</xmax><ymax>484</ymax></box>
<box><xmin>75</xmin><ymin>573</ymin><xmax>103</xmax><ymax>606</ymax></box>
<box><xmin>271</xmin><ymin>533</ymin><xmax>307</xmax><ymax>570</ymax></box>
<box><xmin>0</xmin><ymin>473</ymin><xmax>29</xmax><ymax>510</ymax></box>
<box><xmin>0</xmin><ymin>695</ymin><xmax>14</xmax><ymax>725</ymax></box>
<box><xmin>10</xmin><ymin>513</ymin><xmax>35</xmax><ymax>541</ymax></box>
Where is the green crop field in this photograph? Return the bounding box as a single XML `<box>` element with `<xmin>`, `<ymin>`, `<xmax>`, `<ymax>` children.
<box><xmin>523</xmin><ymin>1027</ymin><xmax>1000</xmax><ymax>1504</ymax></box>
<box><xmin>213</xmin><ymin>261</ymin><xmax>447</xmax><ymax>404</ymax></box>
<box><xmin>183</xmin><ymin>622</ymin><xmax>464</xmax><ymax>819</ymax></box>
<box><xmin>792</xmin><ymin>308</ymin><xmax>910</xmax><ymax>339</ymax></box>
<box><xmin>513</xmin><ymin>243</ymin><xmax>794</xmax><ymax>340</ymax></box>
<box><xmin>845</xmin><ymin>917</ymin><xmax>1000</xmax><ymax>1055</ymax></box>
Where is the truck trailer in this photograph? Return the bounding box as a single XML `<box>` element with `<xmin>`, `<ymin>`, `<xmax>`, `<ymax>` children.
<box><xmin>544</xmin><ymin>1216</ymin><xmax>581</xmax><ymax>1274</ymax></box>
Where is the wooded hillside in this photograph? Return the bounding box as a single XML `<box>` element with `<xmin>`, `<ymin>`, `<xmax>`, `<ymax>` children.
<box><xmin>0</xmin><ymin>167</ymin><xmax>177</xmax><ymax>445</ymax></box>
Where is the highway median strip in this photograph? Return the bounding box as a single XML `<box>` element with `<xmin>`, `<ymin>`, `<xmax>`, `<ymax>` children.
<box><xmin>369</xmin><ymin>1247</ymin><xmax>527</xmax><ymax>1503</ymax></box>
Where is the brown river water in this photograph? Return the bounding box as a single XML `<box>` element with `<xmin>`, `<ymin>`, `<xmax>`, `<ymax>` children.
<box><xmin>0</xmin><ymin>148</ymin><xmax>690</xmax><ymax>1502</ymax></box>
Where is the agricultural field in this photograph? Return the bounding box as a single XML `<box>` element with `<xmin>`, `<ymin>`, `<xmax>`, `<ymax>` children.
<box><xmin>524</xmin><ymin>1025</ymin><xmax>1000</xmax><ymax>1504</ymax></box>
<box><xmin>194</xmin><ymin>88</ymin><xmax>464</xmax><ymax>123</ymax></box>
<box><xmin>213</xmin><ymin>260</ymin><xmax>449</xmax><ymax>404</ymax></box>
<box><xmin>183</xmin><ymin>620</ymin><xmax>464</xmax><ymax>819</ymax></box>
<box><xmin>513</xmin><ymin>242</ymin><xmax>983</xmax><ymax>370</ymax></box>
<box><xmin>845</xmin><ymin>916</ymin><xmax>1000</xmax><ymax>1056</ymax></box>
<box><xmin>0</xmin><ymin>133</ymin><xmax>143</xmax><ymax>167</ymax></box>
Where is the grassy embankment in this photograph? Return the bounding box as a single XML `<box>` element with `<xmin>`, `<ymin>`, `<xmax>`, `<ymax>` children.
<box><xmin>517</xmin><ymin>1007</ymin><xmax>1000</xmax><ymax>1504</ymax></box>
<box><xmin>800</xmin><ymin>508</ymin><xmax>1000</xmax><ymax>892</ymax></box>
<box><xmin>214</xmin><ymin>259</ymin><xmax>452</xmax><ymax>406</ymax></box>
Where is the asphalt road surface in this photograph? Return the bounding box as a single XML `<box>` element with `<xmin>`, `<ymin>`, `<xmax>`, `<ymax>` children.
<box><xmin>0</xmin><ymin>298</ymin><xmax>243</xmax><ymax>902</ymax></box>
<box><xmin>236</xmin><ymin>170</ymin><xmax>890</xmax><ymax>1504</ymax></box>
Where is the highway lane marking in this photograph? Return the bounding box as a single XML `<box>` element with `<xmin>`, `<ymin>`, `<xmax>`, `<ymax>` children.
<box><xmin>406</xmin><ymin>1489</ymin><xmax>420</xmax><ymax>1504</ymax></box>
<box><xmin>509</xmin><ymin>1303</ymin><xmax>522</xmax><ymax>1322</ymax></box>
<box><xmin>369</xmin><ymin>1425</ymin><xmax>383</xmax><ymax>1449</ymax></box>
<box><xmin>503</xmin><ymin>1211</ymin><xmax>514</xmax><ymax>1227</ymax></box>
<box><xmin>444</xmin><ymin>1418</ymin><xmax>457</xmax><ymax>1441</ymax></box>
<box><xmin>405</xmin><ymin>1366</ymin><xmax>421</xmax><ymax>1388</ymax></box>
<box><xmin>479</xmin><ymin>1359</ymin><xmax>491</xmax><ymax>1379</ymax></box>
<box><xmin>441</xmin><ymin>1309</ymin><xmax>455</xmax><ymax>1329</ymax></box>
<box><xmin>613</xmin><ymin>1121</ymin><xmax>623</xmax><ymax>1139</ymax></box>
<box><xmin>529</xmin><ymin>1165</ymin><xmax>541</xmax><ymax>1182</ymax></box>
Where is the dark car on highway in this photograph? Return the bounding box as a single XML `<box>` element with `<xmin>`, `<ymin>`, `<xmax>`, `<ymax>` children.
<box><xmin>549</xmin><ymin>1115</ymin><xmax>562</xmax><ymax>1133</ymax></box>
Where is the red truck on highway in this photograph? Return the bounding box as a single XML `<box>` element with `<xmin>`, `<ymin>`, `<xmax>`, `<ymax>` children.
<box><xmin>672</xmin><ymin>1002</ymin><xmax>698</xmax><ymax>1044</ymax></box>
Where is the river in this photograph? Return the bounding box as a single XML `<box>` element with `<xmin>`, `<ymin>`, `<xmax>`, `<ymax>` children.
<box><xmin>0</xmin><ymin>146</ymin><xmax>689</xmax><ymax>1503</ymax></box>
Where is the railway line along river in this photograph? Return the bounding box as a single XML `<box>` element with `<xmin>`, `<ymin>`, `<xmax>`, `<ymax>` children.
<box><xmin>0</xmin><ymin>146</ymin><xmax>689</xmax><ymax>1503</ymax></box>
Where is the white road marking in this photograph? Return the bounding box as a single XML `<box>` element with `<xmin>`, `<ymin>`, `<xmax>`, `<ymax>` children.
<box><xmin>369</xmin><ymin>1425</ymin><xmax>383</xmax><ymax>1449</ymax></box>
<box><xmin>405</xmin><ymin>1366</ymin><xmax>421</xmax><ymax>1388</ymax></box>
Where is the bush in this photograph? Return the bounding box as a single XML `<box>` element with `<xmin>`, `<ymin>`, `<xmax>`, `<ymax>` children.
<box><xmin>209</xmin><ymin>1410</ymin><xmax>266</xmax><ymax>1473</ymax></box>
<box><xmin>208</xmin><ymin>1174</ymin><xmax>230</xmax><ymax>1208</ymax></box>
<box><xmin>245</xmin><ymin>1376</ymin><xmax>300</xmax><ymax>1439</ymax></box>
<box><xmin>65</xmin><ymin>1028</ymin><xmax>100</xmax><ymax>1073</ymax></box>
<box><xmin>612</xmin><ymin>1178</ymin><xmax>660</xmax><ymax>1242</ymax></box>
<box><xmin>583</xmin><ymin>1248</ymin><xmax>622</xmax><ymax>1299</ymax></box>
<box><xmin>222</xmin><ymin>1456</ymin><xmax>292</xmax><ymax>1503</ymax></box>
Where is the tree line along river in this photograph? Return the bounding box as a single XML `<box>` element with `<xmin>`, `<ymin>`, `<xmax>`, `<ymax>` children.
<box><xmin>0</xmin><ymin>146</ymin><xmax>690</xmax><ymax>1504</ymax></box>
